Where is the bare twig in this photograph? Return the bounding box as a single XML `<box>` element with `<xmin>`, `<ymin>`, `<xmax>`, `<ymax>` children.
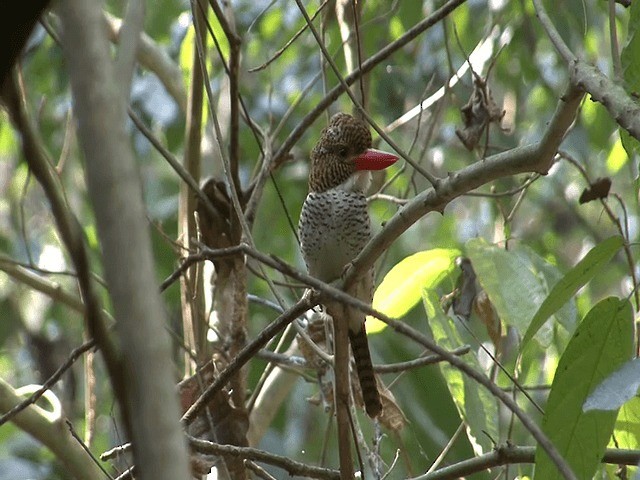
<box><xmin>181</xmin><ymin>297</ymin><xmax>313</xmax><ymax>425</ymax></box>
<box><xmin>294</xmin><ymin>0</ymin><xmax>439</xmax><ymax>187</ymax></box>
<box><xmin>374</xmin><ymin>345</ymin><xmax>471</xmax><ymax>373</ymax></box>
<box><xmin>264</xmin><ymin>0</ymin><xmax>467</xmax><ymax>188</ymax></box>
<box><xmin>189</xmin><ymin>436</ymin><xmax>341</xmax><ymax>480</ymax></box>
<box><xmin>249</xmin><ymin>0</ymin><xmax>331</xmax><ymax>72</ymax></box>
<box><xmin>127</xmin><ymin>107</ymin><xmax>218</xmax><ymax>219</ymax></box>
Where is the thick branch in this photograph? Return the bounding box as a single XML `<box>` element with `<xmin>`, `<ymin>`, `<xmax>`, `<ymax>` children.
<box><xmin>0</xmin><ymin>378</ymin><xmax>104</xmax><ymax>480</ymax></box>
<box><xmin>104</xmin><ymin>13</ymin><xmax>187</xmax><ymax>112</ymax></box>
<box><xmin>58</xmin><ymin>0</ymin><xmax>190</xmax><ymax>477</ymax></box>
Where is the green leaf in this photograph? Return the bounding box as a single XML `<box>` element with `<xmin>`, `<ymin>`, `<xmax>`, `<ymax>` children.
<box><xmin>533</xmin><ymin>297</ymin><xmax>634</xmax><ymax>480</ymax></box>
<box><xmin>466</xmin><ymin>239</ymin><xmax>549</xmax><ymax>339</ymax></box>
<box><xmin>606</xmin><ymin>134</ymin><xmax>629</xmax><ymax>174</ymax></box>
<box><xmin>520</xmin><ymin>236</ymin><xmax>623</xmax><ymax>351</ymax></box>
<box><xmin>607</xmin><ymin>396</ymin><xmax>640</xmax><ymax>478</ymax></box>
<box><xmin>367</xmin><ymin>248</ymin><xmax>460</xmax><ymax>333</ymax></box>
<box><xmin>423</xmin><ymin>289</ymin><xmax>498</xmax><ymax>456</ymax></box>
<box><xmin>610</xmin><ymin>396</ymin><xmax>640</xmax><ymax>449</ymax></box>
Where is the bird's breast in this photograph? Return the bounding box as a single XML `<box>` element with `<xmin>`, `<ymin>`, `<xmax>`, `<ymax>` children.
<box><xmin>299</xmin><ymin>190</ymin><xmax>371</xmax><ymax>282</ymax></box>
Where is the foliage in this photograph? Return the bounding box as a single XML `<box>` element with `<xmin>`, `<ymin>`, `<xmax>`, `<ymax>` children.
<box><xmin>0</xmin><ymin>0</ymin><xmax>639</xmax><ymax>478</ymax></box>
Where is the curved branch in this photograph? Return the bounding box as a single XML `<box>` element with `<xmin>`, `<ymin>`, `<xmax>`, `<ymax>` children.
<box><xmin>345</xmin><ymin>82</ymin><xmax>583</xmax><ymax>285</ymax></box>
<box><xmin>0</xmin><ymin>378</ymin><xmax>104</xmax><ymax>480</ymax></box>
<box><xmin>532</xmin><ymin>0</ymin><xmax>640</xmax><ymax>142</ymax></box>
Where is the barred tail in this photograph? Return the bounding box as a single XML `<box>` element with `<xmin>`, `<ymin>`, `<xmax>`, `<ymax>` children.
<box><xmin>349</xmin><ymin>326</ymin><xmax>382</xmax><ymax>418</ymax></box>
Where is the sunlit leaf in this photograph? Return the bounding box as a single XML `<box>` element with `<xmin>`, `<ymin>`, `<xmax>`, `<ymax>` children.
<box><xmin>367</xmin><ymin>248</ymin><xmax>460</xmax><ymax>333</ymax></box>
<box><xmin>610</xmin><ymin>396</ymin><xmax>640</xmax><ymax>449</ymax></box>
<box><xmin>520</xmin><ymin>236</ymin><xmax>623</xmax><ymax>351</ymax></box>
<box><xmin>606</xmin><ymin>135</ymin><xmax>628</xmax><ymax>175</ymax></box>
<box><xmin>423</xmin><ymin>289</ymin><xmax>498</xmax><ymax>456</ymax></box>
<box><xmin>534</xmin><ymin>297</ymin><xmax>634</xmax><ymax>480</ymax></box>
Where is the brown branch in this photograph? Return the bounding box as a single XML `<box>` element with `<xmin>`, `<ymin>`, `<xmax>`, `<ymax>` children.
<box><xmin>374</xmin><ymin>345</ymin><xmax>471</xmax><ymax>373</ymax></box>
<box><xmin>181</xmin><ymin>296</ymin><xmax>313</xmax><ymax>425</ymax></box>
<box><xmin>189</xmin><ymin>436</ymin><xmax>341</xmax><ymax>480</ymax></box>
<box><xmin>414</xmin><ymin>445</ymin><xmax>640</xmax><ymax>480</ymax></box>
<box><xmin>332</xmin><ymin>310</ymin><xmax>354</xmax><ymax>478</ymax></box>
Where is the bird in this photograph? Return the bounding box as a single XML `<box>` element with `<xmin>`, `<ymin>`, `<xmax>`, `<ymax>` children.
<box><xmin>298</xmin><ymin>112</ymin><xmax>398</xmax><ymax>418</ymax></box>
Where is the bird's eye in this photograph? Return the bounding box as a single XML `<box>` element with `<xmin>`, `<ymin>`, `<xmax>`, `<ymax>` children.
<box><xmin>338</xmin><ymin>146</ymin><xmax>348</xmax><ymax>157</ymax></box>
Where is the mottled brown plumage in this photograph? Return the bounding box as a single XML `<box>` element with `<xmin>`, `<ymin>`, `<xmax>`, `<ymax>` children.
<box><xmin>299</xmin><ymin>113</ymin><xmax>397</xmax><ymax>418</ymax></box>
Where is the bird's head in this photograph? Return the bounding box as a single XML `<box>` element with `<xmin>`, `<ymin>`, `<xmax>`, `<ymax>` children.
<box><xmin>308</xmin><ymin>113</ymin><xmax>398</xmax><ymax>193</ymax></box>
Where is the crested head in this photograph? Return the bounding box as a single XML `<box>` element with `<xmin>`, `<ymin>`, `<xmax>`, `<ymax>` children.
<box><xmin>308</xmin><ymin>113</ymin><xmax>373</xmax><ymax>193</ymax></box>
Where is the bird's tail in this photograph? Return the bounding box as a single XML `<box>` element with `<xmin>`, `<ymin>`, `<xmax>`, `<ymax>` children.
<box><xmin>349</xmin><ymin>325</ymin><xmax>382</xmax><ymax>418</ymax></box>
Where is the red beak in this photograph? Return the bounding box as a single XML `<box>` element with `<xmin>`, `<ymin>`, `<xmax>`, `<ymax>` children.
<box><xmin>354</xmin><ymin>149</ymin><xmax>398</xmax><ymax>171</ymax></box>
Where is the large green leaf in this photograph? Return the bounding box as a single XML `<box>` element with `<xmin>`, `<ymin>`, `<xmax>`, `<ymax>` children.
<box><xmin>466</xmin><ymin>239</ymin><xmax>551</xmax><ymax>342</ymax></box>
<box><xmin>534</xmin><ymin>297</ymin><xmax>634</xmax><ymax>480</ymax></box>
<box><xmin>520</xmin><ymin>236</ymin><xmax>623</xmax><ymax>351</ymax></box>
<box><xmin>422</xmin><ymin>289</ymin><xmax>498</xmax><ymax>456</ymax></box>
<box><xmin>367</xmin><ymin>248</ymin><xmax>460</xmax><ymax>333</ymax></box>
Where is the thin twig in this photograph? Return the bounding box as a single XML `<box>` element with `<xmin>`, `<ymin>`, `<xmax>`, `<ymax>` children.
<box><xmin>269</xmin><ymin>0</ymin><xmax>468</xmax><ymax>172</ymax></box>
<box><xmin>248</xmin><ymin>0</ymin><xmax>331</xmax><ymax>72</ymax></box>
<box><xmin>531</xmin><ymin>0</ymin><xmax>576</xmax><ymax>63</ymax></box>
<box><xmin>127</xmin><ymin>107</ymin><xmax>218</xmax><ymax>220</ymax></box>
<box><xmin>374</xmin><ymin>345</ymin><xmax>471</xmax><ymax>373</ymax></box>
<box><xmin>293</xmin><ymin>0</ymin><xmax>439</xmax><ymax>187</ymax></box>
<box><xmin>608</xmin><ymin>0</ymin><xmax>623</xmax><ymax>80</ymax></box>
<box><xmin>181</xmin><ymin>297</ymin><xmax>313</xmax><ymax>425</ymax></box>
<box><xmin>409</xmin><ymin>445</ymin><xmax>640</xmax><ymax>480</ymax></box>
